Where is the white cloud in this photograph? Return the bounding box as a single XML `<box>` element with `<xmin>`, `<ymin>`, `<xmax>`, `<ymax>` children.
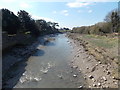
<box><xmin>32</xmin><ymin>15</ymin><xmax>56</xmax><ymax>22</ymax></box>
<box><xmin>61</xmin><ymin>10</ymin><xmax>69</xmax><ymax>16</ymax></box>
<box><xmin>88</xmin><ymin>10</ymin><xmax>93</xmax><ymax>13</ymax></box>
<box><xmin>67</xmin><ymin>2</ymin><xmax>92</xmax><ymax>8</ymax></box>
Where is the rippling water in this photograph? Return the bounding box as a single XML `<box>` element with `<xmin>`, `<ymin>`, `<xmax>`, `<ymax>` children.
<box><xmin>14</xmin><ymin>34</ymin><xmax>87</xmax><ymax>88</ymax></box>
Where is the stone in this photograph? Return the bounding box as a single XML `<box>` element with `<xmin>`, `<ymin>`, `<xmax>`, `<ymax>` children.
<box><xmin>93</xmin><ymin>84</ymin><xmax>97</xmax><ymax>87</ymax></box>
<box><xmin>77</xmin><ymin>55</ymin><xmax>79</xmax><ymax>57</ymax></box>
<box><xmin>34</xmin><ymin>78</ymin><xmax>39</xmax><ymax>82</ymax></box>
<box><xmin>73</xmin><ymin>74</ymin><xmax>77</xmax><ymax>77</ymax></box>
<box><xmin>102</xmin><ymin>76</ymin><xmax>107</xmax><ymax>81</ymax></box>
<box><xmin>78</xmin><ymin>85</ymin><xmax>83</xmax><ymax>89</ymax></box>
<box><xmin>98</xmin><ymin>62</ymin><xmax>101</xmax><ymax>64</ymax></box>
<box><xmin>98</xmin><ymin>83</ymin><xmax>101</xmax><ymax>87</ymax></box>
<box><xmin>86</xmin><ymin>67</ymin><xmax>89</xmax><ymax>69</ymax></box>
<box><xmin>73</xmin><ymin>66</ymin><xmax>78</xmax><ymax>69</ymax></box>
<box><xmin>112</xmin><ymin>76</ymin><xmax>115</xmax><ymax>79</ymax></box>
<box><xmin>107</xmin><ymin>71</ymin><xmax>110</xmax><ymax>75</ymax></box>
<box><xmin>114</xmin><ymin>82</ymin><xmax>117</xmax><ymax>85</ymax></box>
<box><xmin>58</xmin><ymin>75</ymin><xmax>63</xmax><ymax>79</ymax></box>
<box><xmin>91</xmin><ymin>66</ymin><xmax>96</xmax><ymax>72</ymax></box>
<box><xmin>106</xmin><ymin>86</ymin><xmax>109</xmax><ymax>88</ymax></box>
<box><xmin>89</xmin><ymin>75</ymin><xmax>94</xmax><ymax>79</ymax></box>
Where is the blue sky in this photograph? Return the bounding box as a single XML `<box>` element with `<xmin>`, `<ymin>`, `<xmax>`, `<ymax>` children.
<box><xmin>0</xmin><ymin>0</ymin><xmax>119</xmax><ymax>29</ymax></box>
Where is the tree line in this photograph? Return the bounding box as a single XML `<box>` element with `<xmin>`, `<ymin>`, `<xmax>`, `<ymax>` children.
<box><xmin>71</xmin><ymin>9</ymin><xmax>120</xmax><ymax>35</ymax></box>
<box><xmin>2</xmin><ymin>9</ymin><xmax>60</xmax><ymax>37</ymax></box>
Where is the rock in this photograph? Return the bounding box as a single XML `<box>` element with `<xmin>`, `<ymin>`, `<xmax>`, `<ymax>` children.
<box><xmin>98</xmin><ymin>62</ymin><xmax>101</xmax><ymax>64</ymax></box>
<box><xmin>102</xmin><ymin>76</ymin><xmax>107</xmax><ymax>81</ymax></box>
<box><xmin>57</xmin><ymin>74</ymin><xmax>63</xmax><ymax>79</ymax></box>
<box><xmin>86</xmin><ymin>67</ymin><xmax>89</xmax><ymax>69</ymax></box>
<box><xmin>73</xmin><ymin>74</ymin><xmax>77</xmax><ymax>77</ymax></box>
<box><xmin>73</xmin><ymin>66</ymin><xmax>78</xmax><ymax>69</ymax></box>
<box><xmin>77</xmin><ymin>55</ymin><xmax>79</xmax><ymax>57</ymax></box>
<box><xmin>91</xmin><ymin>66</ymin><xmax>96</xmax><ymax>72</ymax></box>
<box><xmin>89</xmin><ymin>75</ymin><xmax>94</xmax><ymax>79</ymax></box>
<box><xmin>84</xmin><ymin>77</ymin><xmax>86</xmax><ymax>79</ymax></box>
<box><xmin>114</xmin><ymin>82</ymin><xmax>117</xmax><ymax>85</ymax></box>
<box><xmin>96</xmin><ymin>64</ymin><xmax>98</xmax><ymax>66</ymax></box>
<box><xmin>78</xmin><ymin>85</ymin><xmax>83</xmax><ymax>89</ymax></box>
<box><xmin>97</xmin><ymin>83</ymin><xmax>101</xmax><ymax>87</ymax></box>
<box><xmin>112</xmin><ymin>76</ymin><xmax>115</xmax><ymax>79</ymax></box>
<box><xmin>93</xmin><ymin>84</ymin><xmax>97</xmax><ymax>87</ymax></box>
<box><xmin>92</xmin><ymin>78</ymin><xmax>95</xmax><ymax>82</ymax></box>
<box><xmin>89</xmin><ymin>86</ymin><xmax>91</xmax><ymax>88</ymax></box>
<box><xmin>70</xmin><ymin>71</ymin><xmax>73</xmax><ymax>73</ymax></box>
<box><xmin>33</xmin><ymin>78</ymin><xmax>39</xmax><ymax>82</ymax></box>
<box><xmin>107</xmin><ymin>71</ymin><xmax>110</xmax><ymax>75</ymax></box>
<box><xmin>106</xmin><ymin>86</ymin><xmax>109</xmax><ymax>88</ymax></box>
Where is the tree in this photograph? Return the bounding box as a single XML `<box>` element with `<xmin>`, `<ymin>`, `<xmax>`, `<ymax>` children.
<box><xmin>17</xmin><ymin>10</ymin><xmax>32</xmax><ymax>33</ymax></box>
<box><xmin>18</xmin><ymin>10</ymin><xmax>40</xmax><ymax>36</ymax></box>
<box><xmin>104</xmin><ymin>9</ymin><xmax>119</xmax><ymax>33</ymax></box>
<box><xmin>2</xmin><ymin>8</ymin><xmax>20</xmax><ymax>34</ymax></box>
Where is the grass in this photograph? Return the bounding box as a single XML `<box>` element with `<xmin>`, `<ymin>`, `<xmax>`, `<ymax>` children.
<box><xmin>82</xmin><ymin>34</ymin><xmax>118</xmax><ymax>49</ymax></box>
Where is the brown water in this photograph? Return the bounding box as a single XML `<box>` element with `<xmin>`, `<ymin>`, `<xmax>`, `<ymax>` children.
<box><xmin>14</xmin><ymin>34</ymin><xmax>87</xmax><ymax>88</ymax></box>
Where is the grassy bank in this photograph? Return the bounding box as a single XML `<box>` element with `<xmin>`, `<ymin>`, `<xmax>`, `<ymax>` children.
<box><xmin>67</xmin><ymin>33</ymin><xmax>119</xmax><ymax>79</ymax></box>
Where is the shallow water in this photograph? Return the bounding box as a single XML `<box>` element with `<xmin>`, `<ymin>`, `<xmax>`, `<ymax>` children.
<box><xmin>14</xmin><ymin>34</ymin><xmax>87</xmax><ymax>88</ymax></box>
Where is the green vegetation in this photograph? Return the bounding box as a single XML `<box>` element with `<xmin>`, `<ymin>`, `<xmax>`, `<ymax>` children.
<box><xmin>82</xmin><ymin>34</ymin><xmax>118</xmax><ymax>49</ymax></box>
<box><xmin>69</xmin><ymin>8</ymin><xmax>119</xmax><ymax>78</ymax></box>
<box><xmin>2</xmin><ymin>8</ymin><xmax>60</xmax><ymax>36</ymax></box>
<box><xmin>71</xmin><ymin>9</ymin><xmax>120</xmax><ymax>35</ymax></box>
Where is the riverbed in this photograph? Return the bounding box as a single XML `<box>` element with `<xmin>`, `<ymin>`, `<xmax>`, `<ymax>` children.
<box><xmin>13</xmin><ymin>34</ymin><xmax>87</xmax><ymax>88</ymax></box>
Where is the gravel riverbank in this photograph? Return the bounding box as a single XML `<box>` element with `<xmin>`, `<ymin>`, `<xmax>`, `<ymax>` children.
<box><xmin>66</xmin><ymin>33</ymin><xmax>118</xmax><ymax>88</ymax></box>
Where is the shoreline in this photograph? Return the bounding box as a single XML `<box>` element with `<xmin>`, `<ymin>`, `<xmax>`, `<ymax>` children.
<box><xmin>2</xmin><ymin>33</ymin><xmax>59</xmax><ymax>88</ymax></box>
<box><xmin>66</xmin><ymin>33</ymin><xmax>118</xmax><ymax>88</ymax></box>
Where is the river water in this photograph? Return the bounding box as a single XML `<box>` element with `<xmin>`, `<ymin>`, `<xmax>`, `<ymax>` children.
<box><xmin>14</xmin><ymin>34</ymin><xmax>87</xmax><ymax>88</ymax></box>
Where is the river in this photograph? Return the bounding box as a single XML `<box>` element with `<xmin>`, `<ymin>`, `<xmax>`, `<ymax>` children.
<box><xmin>14</xmin><ymin>34</ymin><xmax>87</xmax><ymax>88</ymax></box>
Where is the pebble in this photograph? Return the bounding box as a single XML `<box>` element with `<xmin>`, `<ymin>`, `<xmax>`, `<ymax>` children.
<box><xmin>89</xmin><ymin>75</ymin><xmax>94</xmax><ymax>79</ymax></box>
<box><xmin>91</xmin><ymin>66</ymin><xmax>96</xmax><ymax>72</ymax></box>
<box><xmin>102</xmin><ymin>76</ymin><xmax>107</xmax><ymax>81</ymax></box>
<box><xmin>58</xmin><ymin>75</ymin><xmax>63</xmax><ymax>79</ymax></box>
<box><xmin>106</xmin><ymin>86</ymin><xmax>109</xmax><ymax>88</ymax></box>
<box><xmin>107</xmin><ymin>71</ymin><xmax>110</xmax><ymax>75</ymax></box>
<box><xmin>98</xmin><ymin>83</ymin><xmax>101</xmax><ymax>86</ymax></box>
<box><xmin>86</xmin><ymin>67</ymin><xmax>89</xmax><ymax>69</ymax></box>
<box><xmin>98</xmin><ymin>62</ymin><xmax>101</xmax><ymax>64</ymax></box>
<box><xmin>77</xmin><ymin>55</ymin><xmax>79</xmax><ymax>57</ymax></box>
<box><xmin>114</xmin><ymin>82</ymin><xmax>117</xmax><ymax>85</ymax></box>
<box><xmin>73</xmin><ymin>66</ymin><xmax>78</xmax><ymax>69</ymax></box>
<box><xmin>78</xmin><ymin>85</ymin><xmax>83</xmax><ymax>89</ymax></box>
<box><xmin>96</xmin><ymin>64</ymin><xmax>98</xmax><ymax>66</ymax></box>
<box><xmin>73</xmin><ymin>74</ymin><xmax>77</xmax><ymax>77</ymax></box>
<box><xmin>84</xmin><ymin>77</ymin><xmax>86</xmax><ymax>79</ymax></box>
<box><xmin>112</xmin><ymin>76</ymin><xmax>115</xmax><ymax>79</ymax></box>
<box><xmin>93</xmin><ymin>84</ymin><xmax>97</xmax><ymax>87</ymax></box>
<box><xmin>59</xmin><ymin>76</ymin><xmax>63</xmax><ymax>79</ymax></box>
<box><xmin>34</xmin><ymin>78</ymin><xmax>39</xmax><ymax>81</ymax></box>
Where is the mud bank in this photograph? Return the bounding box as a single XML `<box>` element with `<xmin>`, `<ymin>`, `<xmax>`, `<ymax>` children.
<box><xmin>2</xmin><ymin>34</ymin><xmax>59</xmax><ymax>88</ymax></box>
<box><xmin>66</xmin><ymin>33</ymin><xmax>118</xmax><ymax>88</ymax></box>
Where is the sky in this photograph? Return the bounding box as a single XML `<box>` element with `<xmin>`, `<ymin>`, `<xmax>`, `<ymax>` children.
<box><xmin>0</xmin><ymin>0</ymin><xmax>119</xmax><ymax>29</ymax></box>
